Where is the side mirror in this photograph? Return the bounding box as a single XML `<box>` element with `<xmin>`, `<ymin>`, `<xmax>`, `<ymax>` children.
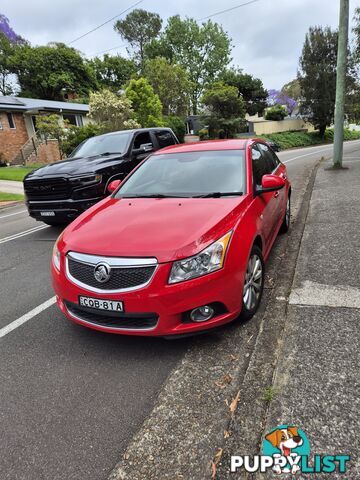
<box><xmin>107</xmin><ymin>179</ymin><xmax>121</xmax><ymax>193</ymax></box>
<box><xmin>256</xmin><ymin>174</ymin><xmax>285</xmax><ymax>195</ymax></box>
<box><xmin>132</xmin><ymin>143</ymin><xmax>153</xmax><ymax>158</ymax></box>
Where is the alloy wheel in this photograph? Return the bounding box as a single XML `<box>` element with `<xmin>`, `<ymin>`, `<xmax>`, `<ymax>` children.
<box><xmin>243</xmin><ymin>254</ymin><xmax>263</xmax><ymax>311</ymax></box>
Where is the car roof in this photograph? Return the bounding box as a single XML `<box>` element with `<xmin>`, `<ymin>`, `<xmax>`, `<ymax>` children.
<box><xmin>153</xmin><ymin>139</ymin><xmax>251</xmax><ymax>155</ymax></box>
<box><xmin>98</xmin><ymin>127</ymin><xmax>173</xmax><ymax>138</ymax></box>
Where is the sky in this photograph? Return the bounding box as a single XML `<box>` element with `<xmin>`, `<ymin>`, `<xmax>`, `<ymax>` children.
<box><xmin>2</xmin><ymin>0</ymin><xmax>360</xmax><ymax>89</ymax></box>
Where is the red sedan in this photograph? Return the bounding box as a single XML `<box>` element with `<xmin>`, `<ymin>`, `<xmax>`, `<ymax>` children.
<box><xmin>52</xmin><ymin>139</ymin><xmax>291</xmax><ymax>337</ymax></box>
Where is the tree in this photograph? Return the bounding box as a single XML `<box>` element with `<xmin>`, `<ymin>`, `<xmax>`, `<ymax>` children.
<box><xmin>201</xmin><ymin>82</ymin><xmax>246</xmax><ymax>138</ymax></box>
<box><xmin>0</xmin><ymin>33</ymin><xmax>16</xmax><ymax>95</ymax></box>
<box><xmin>221</xmin><ymin>68</ymin><xmax>267</xmax><ymax>116</ymax></box>
<box><xmin>146</xmin><ymin>16</ymin><xmax>232</xmax><ymax>114</ymax></box>
<box><xmin>10</xmin><ymin>42</ymin><xmax>98</xmax><ymax>100</ymax></box>
<box><xmin>298</xmin><ymin>26</ymin><xmax>338</xmax><ymax>137</ymax></box>
<box><xmin>353</xmin><ymin>7</ymin><xmax>360</xmax><ymax>61</ymax></box>
<box><xmin>267</xmin><ymin>89</ymin><xmax>297</xmax><ymax>115</ymax></box>
<box><xmin>88</xmin><ymin>54</ymin><xmax>136</xmax><ymax>92</ymax></box>
<box><xmin>88</xmin><ymin>89</ymin><xmax>140</xmax><ymax>131</ymax></box>
<box><xmin>144</xmin><ymin>57</ymin><xmax>191</xmax><ymax>115</ymax></box>
<box><xmin>114</xmin><ymin>9</ymin><xmax>162</xmax><ymax>68</ymax></box>
<box><xmin>281</xmin><ymin>79</ymin><xmax>302</xmax><ymax>102</ymax></box>
<box><xmin>35</xmin><ymin>114</ymin><xmax>69</xmax><ymax>158</ymax></box>
<box><xmin>265</xmin><ymin>105</ymin><xmax>288</xmax><ymax>121</ymax></box>
<box><xmin>0</xmin><ymin>13</ymin><xmax>24</xmax><ymax>43</ymax></box>
<box><xmin>125</xmin><ymin>77</ymin><xmax>163</xmax><ymax>127</ymax></box>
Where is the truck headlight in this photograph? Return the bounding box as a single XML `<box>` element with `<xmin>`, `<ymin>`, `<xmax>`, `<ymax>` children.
<box><xmin>168</xmin><ymin>231</ymin><xmax>232</xmax><ymax>284</ymax></box>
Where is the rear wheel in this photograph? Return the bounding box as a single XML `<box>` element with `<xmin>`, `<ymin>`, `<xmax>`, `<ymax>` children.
<box><xmin>239</xmin><ymin>245</ymin><xmax>265</xmax><ymax>321</ymax></box>
<box><xmin>279</xmin><ymin>196</ymin><xmax>291</xmax><ymax>233</ymax></box>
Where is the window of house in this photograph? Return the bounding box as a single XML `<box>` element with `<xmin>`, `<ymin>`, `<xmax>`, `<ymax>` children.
<box><xmin>63</xmin><ymin>114</ymin><xmax>84</xmax><ymax>127</ymax></box>
<box><xmin>7</xmin><ymin>112</ymin><xmax>16</xmax><ymax>129</ymax></box>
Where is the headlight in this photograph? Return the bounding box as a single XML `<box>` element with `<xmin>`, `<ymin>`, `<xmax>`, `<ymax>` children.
<box><xmin>168</xmin><ymin>231</ymin><xmax>232</xmax><ymax>284</ymax></box>
<box><xmin>70</xmin><ymin>174</ymin><xmax>102</xmax><ymax>186</ymax></box>
<box><xmin>52</xmin><ymin>235</ymin><xmax>62</xmax><ymax>271</ymax></box>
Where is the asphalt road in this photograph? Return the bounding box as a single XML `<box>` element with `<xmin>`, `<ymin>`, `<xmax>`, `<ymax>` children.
<box><xmin>0</xmin><ymin>141</ymin><xmax>358</xmax><ymax>480</ymax></box>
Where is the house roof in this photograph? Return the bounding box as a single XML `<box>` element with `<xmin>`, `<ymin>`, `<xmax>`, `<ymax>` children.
<box><xmin>0</xmin><ymin>96</ymin><xmax>89</xmax><ymax>114</ymax></box>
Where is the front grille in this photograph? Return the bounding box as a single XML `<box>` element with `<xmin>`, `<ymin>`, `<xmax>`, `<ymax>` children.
<box><xmin>24</xmin><ymin>177</ymin><xmax>70</xmax><ymax>200</ymax></box>
<box><xmin>67</xmin><ymin>257</ymin><xmax>156</xmax><ymax>291</ymax></box>
<box><xmin>64</xmin><ymin>301</ymin><xmax>158</xmax><ymax>330</ymax></box>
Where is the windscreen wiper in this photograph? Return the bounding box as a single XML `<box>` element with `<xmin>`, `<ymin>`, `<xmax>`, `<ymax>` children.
<box><xmin>121</xmin><ymin>193</ymin><xmax>190</xmax><ymax>198</ymax></box>
<box><xmin>99</xmin><ymin>152</ymin><xmax>122</xmax><ymax>156</ymax></box>
<box><xmin>192</xmin><ymin>192</ymin><xmax>243</xmax><ymax>198</ymax></box>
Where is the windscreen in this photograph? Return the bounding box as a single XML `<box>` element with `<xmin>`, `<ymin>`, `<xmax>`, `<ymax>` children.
<box><xmin>70</xmin><ymin>132</ymin><xmax>131</xmax><ymax>158</ymax></box>
<box><xmin>115</xmin><ymin>150</ymin><xmax>245</xmax><ymax>198</ymax></box>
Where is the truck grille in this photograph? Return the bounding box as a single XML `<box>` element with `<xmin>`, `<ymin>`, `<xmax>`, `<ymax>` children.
<box><xmin>64</xmin><ymin>301</ymin><xmax>158</xmax><ymax>330</ymax></box>
<box><xmin>66</xmin><ymin>253</ymin><xmax>157</xmax><ymax>292</ymax></box>
<box><xmin>24</xmin><ymin>177</ymin><xmax>70</xmax><ymax>200</ymax></box>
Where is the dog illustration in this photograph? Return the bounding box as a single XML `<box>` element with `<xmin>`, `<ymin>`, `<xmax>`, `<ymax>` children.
<box><xmin>265</xmin><ymin>426</ymin><xmax>303</xmax><ymax>475</ymax></box>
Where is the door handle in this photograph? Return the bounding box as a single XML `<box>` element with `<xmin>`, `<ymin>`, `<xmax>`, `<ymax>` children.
<box><xmin>274</xmin><ymin>191</ymin><xmax>279</xmax><ymax>198</ymax></box>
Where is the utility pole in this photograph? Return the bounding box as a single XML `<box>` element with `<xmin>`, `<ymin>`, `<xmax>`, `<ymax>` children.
<box><xmin>333</xmin><ymin>0</ymin><xmax>350</xmax><ymax>168</ymax></box>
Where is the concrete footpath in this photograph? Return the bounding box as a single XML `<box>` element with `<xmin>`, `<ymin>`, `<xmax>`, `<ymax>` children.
<box><xmin>0</xmin><ymin>179</ymin><xmax>24</xmax><ymax>194</ymax></box>
<box><xmin>259</xmin><ymin>156</ymin><xmax>360</xmax><ymax>478</ymax></box>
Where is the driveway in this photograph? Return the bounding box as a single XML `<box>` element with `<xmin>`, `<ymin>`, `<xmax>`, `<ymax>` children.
<box><xmin>0</xmin><ymin>179</ymin><xmax>24</xmax><ymax>195</ymax></box>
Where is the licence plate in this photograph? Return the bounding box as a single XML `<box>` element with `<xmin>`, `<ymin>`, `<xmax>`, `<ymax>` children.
<box><xmin>79</xmin><ymin>296</ymin><xmax>123</xmax><ymax>312</ymax></box>
<box><xmin>40</xmin><ymin>211</ymin><xmax>55</xmax><ymax>217</ymax></box>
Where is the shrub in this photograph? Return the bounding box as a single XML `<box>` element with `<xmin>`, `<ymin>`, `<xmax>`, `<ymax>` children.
<box><xmin>163</xmin><ymin>116</ymin><xmax>186</xmax><ymax>143</ymax></box>
<box><xmin>265</xmin><ymin>105</ymin><xmax>288</xmax><ymax>121</ymax></box>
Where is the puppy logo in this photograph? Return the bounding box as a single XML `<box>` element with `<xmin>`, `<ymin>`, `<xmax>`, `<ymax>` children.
<box><xmin>263</xmin><ymin>425</ymin><xmax>310</xmax><ymax>475</ymax></box>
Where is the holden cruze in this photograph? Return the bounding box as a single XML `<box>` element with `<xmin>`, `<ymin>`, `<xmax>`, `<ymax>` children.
<box><xmin>51</xmin><ymin>139</ymin><xmax>291</xmax><ymax>337</ymax></box>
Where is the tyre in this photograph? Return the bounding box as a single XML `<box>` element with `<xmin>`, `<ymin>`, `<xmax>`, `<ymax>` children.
<box><xmin>279</xmin><ymin>195</ymin><xmax>291</xmax><ymax>234</ymax></box>
<box><xmin>239</xmin><ymin>245</ymin><xmax>265</xmax><ymax>322</ymax></box>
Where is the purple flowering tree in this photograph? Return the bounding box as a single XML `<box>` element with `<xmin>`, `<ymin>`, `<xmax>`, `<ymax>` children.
<box><xmin>267</xmin><ymin>89</ymin><xmax>297</xmax><ymax>115</ymax></box>
<box><xmin>0</xmin><ymin>14</ymin><xmax>22</xmax><ymax>43</ymax></box>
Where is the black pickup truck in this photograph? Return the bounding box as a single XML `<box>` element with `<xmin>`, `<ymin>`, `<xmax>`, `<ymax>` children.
<box><xmin>23</xmin><ymin>127</ymin><xmax>179</xmax><ymax>225</ymax></box>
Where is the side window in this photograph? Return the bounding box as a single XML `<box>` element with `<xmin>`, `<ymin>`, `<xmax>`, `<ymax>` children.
<box><xmin>258</xmin><ymin>143</ymin><xmax>279</xmax><ymax>172</ymax></box>
<box><xmin>156</xmin><ymin>131</ymin><xmax>176</xmax><ymax>148</ymax></box>
<box><xmin>133</xmin><ymin>132</ymin><xmax>153</xmax><ymax>149</ymax></box>
<box><xmin>252</xmin><ymin>145</ymin><xmax>270</xmax><ymax>187</ymax></box>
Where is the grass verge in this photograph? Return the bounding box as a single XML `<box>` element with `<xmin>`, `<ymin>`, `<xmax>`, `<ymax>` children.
<box><xmin>0</xmin><ymin>192</ymin><xmax>25</xmax><ymax>202</ymax></box>
<box><xmin>0</xmin><ymin>164</ymin><xmax>43</xmax><ymax>182</ymax></box>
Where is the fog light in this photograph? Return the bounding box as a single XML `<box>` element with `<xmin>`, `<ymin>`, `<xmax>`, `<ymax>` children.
<box><xmin>190</xmin><ymin>305</ymin><xmax>215</xmax><ymax>322</ymax></box>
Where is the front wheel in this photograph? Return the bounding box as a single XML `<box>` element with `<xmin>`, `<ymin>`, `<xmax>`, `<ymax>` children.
<box><xmin>239</xmin><ymin>245</ymin><xmax>265</xmax><ymax>322</ymax></box>
<box><xmin>279</xmin><ymin>196</ymin><xmax>291</xmax><ymax>234</ymax></box>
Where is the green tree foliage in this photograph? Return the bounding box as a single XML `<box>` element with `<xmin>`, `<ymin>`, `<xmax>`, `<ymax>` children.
<box><xmin>10</xmin><ymin>42</ymin><xmax>97</xmax><ymax>100</ymax></box>
<box><xmin>201</xmin><ymin>82</ymin><xmax>246</xmax><ymax>138</ymax></box>
<box><xmin>88</xmin><ymin>54</ymin><xmax>136</xmax><ymax>92</ymax></box>
<box><xmin>353</xmin><ymin>7</ymin><xmax>360</xmax><ymax>61</ymax></box>
<box><xmin>163</xmin><ymin>115</ymin><xmax>186</xmax><ymax>143</ymax></box>
<box><xmin>88</xmin><ymin>89</ymin><xmax>140</xmax><ymax>131</ymax></box>
<box><xmin>114</xmin><ymin>9</ymin><xmax>162</xmax><ymax>68</ymax></box>
<box><xmin>0</xmin><ymin>33</ymin><xmax>15</xmax><ymax>95</ymax></box>
<box><xmin>146</xmin><ymin>16</ymin><xmax>231</xmax><ymax>114</ymax></box>
<box><xmin>265</xmin><ymin>105</ymin><xmax>288</xmax><ymax>121</ymax></box>
<box><xmin>221</xmin><ymin>68</ymin><xmax>267</xmax><ymax>116</ymax></box>
<box><xmin>125</xmin><ymin>78</ymin><xmax>163</xmax><ymax>127</ymax></box>
<box><xmin>35</xmin><ymin>114</ymin><xmax>69</xmax><ymax>158</ymax></box>
<box><xmin>298</xmin><ymin>26</ymin><xmax>339</xmax><ymax>137</ymax></box>
<box><xmin>144</xmin><ymin>57</ymin><xmax>191</xmax><ymax>115</ymax></box>
<box><xmin>281</xmin><ymin>79</ymin><xmax>302</xmax><ymax>102</ymax></box>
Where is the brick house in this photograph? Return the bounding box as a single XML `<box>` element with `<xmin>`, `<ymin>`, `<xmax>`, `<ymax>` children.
<box><xmin>0</xmin><ymin>96</ymin><xmax>89</xmax><ymax>164</ymax></box>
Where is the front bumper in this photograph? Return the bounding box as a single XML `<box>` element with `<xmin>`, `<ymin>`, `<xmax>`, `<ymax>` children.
<box><xmin>52</xmin><ymin>259</ymin><xmax>245</xmax><ymax>336</ymax></box>
<box><xmin>27</xmin><ymin>197</ymin><xmax>102</xmax><ymax>223</ymax></box>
